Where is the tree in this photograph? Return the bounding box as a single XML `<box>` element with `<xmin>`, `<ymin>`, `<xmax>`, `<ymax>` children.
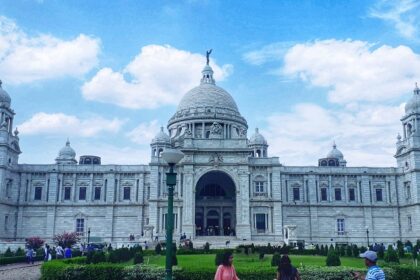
<box><xmin>352</xmin><ymin>244</ymin><xmax>360</xmax><ymax>258</ymax></box>
<box><xmin>339</xmin><ymin>245</ymin><xmax>345</xmax><ymax>257</ymax></box>
<box><xmin>326</xmin><ymin>249</ymin><xmax>341</xmax><ymax>266</ymax></box>
<box><xmin>384</xmin><ymin>245</ymin><xmax>399</xmax><ymax>264</ymax></box>
<box><xmin>346</xmin><ymin>245</ymin><xmax>352</xmax><ymax>257</ymax></box>
<box><xmin>412</xmin><ymin>245</ymin><xmax>418</xmax><ymax>266</ymax></box>
<box><xmin>397</xmin><ymin>240</ymin><xmax>405</xmax><ymax>258</ymax></box>
<box><xmin>377</xmin><ymin>244</ymin><xmax>385</xmax><ymax>259</ymax></box>
<box><xmin>315</xmin><ymin>244</ymin><xmax>320</xmax><ymax>255</ymax></box>
<box><xmin>4</xmin><ymin>247</ymin><xmax>13</xmax><ymax>257</ymax></box>
<box><xmin>204</xmin><ymin>242</ymin><xmax>210</xmax><ymax>253</ymax></box>
<box><xmin>188</xmin><ymin>240</ymin><xmax>194</xmax><ymax>251</ymax></box>
<box><xmin>26</xmin><ymin>236</ymin><xmax>45</xmax><ymax>250</ymax></box>
<box><xmin>320</xmin><ymin>245</ymin><xmax>325</xmax><ymax>256</ymax></box>
<box><xmin>155</xmin><ymin>243</ymin><xmax>162</xmax><ymax>255</ymax></box>
<box><xmin>53</xmin><ymin>231</ymin><xmax>80</xmax><ymax>248</ymax></box>
<box><xmin>271</xmin><ymin>253</ymin><xmax>281</xmax><ymax>267</ymax></box>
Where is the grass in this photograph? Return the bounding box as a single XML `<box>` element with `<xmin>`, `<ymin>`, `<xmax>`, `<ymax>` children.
<box><xmin>144</xmin><ymin>253</ymin><xmax>367</xmax><ymax>270</ymax></box>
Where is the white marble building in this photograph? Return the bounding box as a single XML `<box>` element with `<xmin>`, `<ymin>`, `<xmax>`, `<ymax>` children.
<box><xmin>0</xmin><ymin>62</ymin><xmax>419</xmax><ymax>247</ymax></box>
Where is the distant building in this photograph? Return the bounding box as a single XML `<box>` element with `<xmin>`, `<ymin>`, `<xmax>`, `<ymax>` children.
<box><xmin>0</xmin><ymin>64</ymin><xmax>419</xmax><ymax>246</ymax></box>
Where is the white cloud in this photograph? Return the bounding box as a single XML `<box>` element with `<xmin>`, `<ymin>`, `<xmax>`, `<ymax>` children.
<box><xmin>0</xmin><ymin>16</ymin><xmax>100</xmax><ymax>84</ymax></box>
<box><xmin>282</xmin><ymin>39</ymin><xmax>420</xmax><ymax>104</ymax></box>
<box><xmin>18</xmin><ymin>112</ymin><xmax>125</xmax><ymax>137</ymax></box>
<box><xmin>82</xmin><ymin>44</ymin><xmax>233</xmax><ymax>109</ymax></box>
<box><xmin>264</xmin><ymin>103</ymin><xmax>404</xmax><ymax>167</ymax></box>
<box><xmin>126</xmin><ymin>120</ymin><xmax>161</xmax><ymax>145</ymax></box>
<box><xmin>369</xmin><ymin>0</ymin><xmax>420</xmax><ymax>40</ymax></box>
<box><xmin>242</xmin><ymin>42</ymin><xmax>293</xmax><ymax>65</ymax></box>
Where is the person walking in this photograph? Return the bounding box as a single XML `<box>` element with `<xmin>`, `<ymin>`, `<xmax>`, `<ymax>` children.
<box><xmin>64</xmin><ymin>246</ymin><xmax>72</xmax><ymax>259</ymax></box>
<box><xmin>55</xmin><ymin>245</ymin><xmax>64</xmax><ymax>259</ymax></box>
<box><xmin>214</xmin><ymin>251</ymin><xmax>240</xmax><ymax>280</ymax></box>
<box><xmin>26</xmin><ymin>247</ymin><xmax>34</xmax><ymax>264</ymax></box>
<box><xmin>276</xmin><ymin>255</ymin><xmax>301</xmax><ymax>280</ymax></box>
<box><xmin>353</xmin><ymin>251</ymin><xmax>385</xmax><ymax>280</ymax></box>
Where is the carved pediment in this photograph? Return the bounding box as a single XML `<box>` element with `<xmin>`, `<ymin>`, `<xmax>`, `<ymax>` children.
<box><xmin>122</xmin><ymin>181</ymin><xmax>134</xmax><ymax>187</ymax></box>
<box><xmin>77</xmin><ymin>181</ymin><xmax>90</xmax><ymax>187</ymax></box>
<box><xmin>32</xmin><ymin>181</ymin><xmax>44</xmax><ymax>187</ymax></box>
<box><xmin>94</xmin><ymin>181</ymin><xmax>103</xmax><ymax>186</ymax></box>
<box><xmin>63</xmin><ymin>181</ymin><xmax>73</xmax><ymax>187</ymax></box>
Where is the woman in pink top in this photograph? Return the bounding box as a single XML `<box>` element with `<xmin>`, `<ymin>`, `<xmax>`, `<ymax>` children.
<box><xmin>214</xmin><ymin>251</ymin><xmax>240</xmax><ymax>280</ymax></box>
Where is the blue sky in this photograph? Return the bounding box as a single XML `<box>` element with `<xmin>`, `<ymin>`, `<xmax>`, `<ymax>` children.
<box><xmin>1</xmin><ymin>0</ymin><xmax>420</xmax><ymax>166</ymax></box>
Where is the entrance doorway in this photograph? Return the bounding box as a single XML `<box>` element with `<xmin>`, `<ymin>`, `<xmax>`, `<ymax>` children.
<box><xmin>195</xmin><ymin>171</ymin><xmax>236</xmax><ymax>236</ymax></box>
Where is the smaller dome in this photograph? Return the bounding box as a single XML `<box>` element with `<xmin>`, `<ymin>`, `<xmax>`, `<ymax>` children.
<box><xmin>152</xmin><ymin>127</ymin><xmax>171</xmax><ymax>144</ymax></box>
<box><xmin>0</xmin><ymin>80</ymin><xmax>12</xmax><ymax>107</ymax></box>
<box><xmin>55</xmin><ymin>139</ymin><xmax>77</xmax><ymax>164</ymax></box>
<box><xmin>405</xmin><ymin>83</ymin><xmax>420</xmax><ymax>114</ymax></box>
<box><xmin>327</xmin><ymin>142</ymin><xmax>344</xmax><ymax>159</ymax></box>
<box><xmin>249</xmin><ymin>128</ymin><xmax>267</xmax><ymax>145</ymax></box>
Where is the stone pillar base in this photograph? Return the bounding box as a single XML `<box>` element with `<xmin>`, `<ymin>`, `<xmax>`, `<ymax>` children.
<box><xmin>236</xmin><ymin>224</ymin><xmax>251</xmax><ymax>240</ymax></box>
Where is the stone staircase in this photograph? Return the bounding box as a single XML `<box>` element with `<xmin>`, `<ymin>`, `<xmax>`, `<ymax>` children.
<box><xmin>193</xmin><ymin>236</ymin><xmax>283</xmax><ymax>249</ymax></box>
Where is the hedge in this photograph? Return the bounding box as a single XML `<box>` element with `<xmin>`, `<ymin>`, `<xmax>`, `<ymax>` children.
<box><xmin>40</xmin><ymin>259</ymin><xmax>420</xmax><ymax>280</ymax></box>
<box><xmin>0</xmin><ymin>254</ymin><xmax>44</xmax><ymax>265</ymax></box>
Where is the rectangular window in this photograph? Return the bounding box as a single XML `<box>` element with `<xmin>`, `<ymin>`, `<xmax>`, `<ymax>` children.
<box><xmin>79</xmin><ymin>187</ymin><xmax>86</xmax><ymax>200</ymax></box>
<box><xmin>94</xmin><ymin>187</ymin><xmax>101</xmax><ymax>200</ymax></box>
<box><xmin>256</xmin><ymin>214</ymin><xmax>266</xmax><ymax>233</ymax></box>
<box><xmin>34</xmin><ymin>187</ymin><xmax>42</xmax><ymax>200</ymax></box>
<box><xmin>337</xmin><ymin>218</ymin><xmax>345</xmax><ymax>235</ymax></box>
<box><xmin>4</xmin><ymin>215</ymin><xmax>8</xmax><ymax>231</ymax></box>
<box><xmin>349</xmin><ymin>188</ymin><xmax>355</xmax><ymax>201</ymax></box>
<box><xmin>255</xmin><ymin>182</ymin><xmax>264</xmax><ymax>193</ymax></box>
<box><xmin>375</xmin><ymin>188</ymin><xmax>383</xmax><ymax>202</ymax></box>
<box><xmin>406</xmin><ymin>184</ymin><xmax>411</xmax><ymax>200</ymax></box>
<box><xmin>123</xmin><ymin>187</ymin><xmax>131</xmax><ymax>200</ymax></box>
<box><xmin>76</xmin><ymin>218</ymin><xmax>84</xmax><ymax>234</ymax></box>
<box><xmin>321</xmin><ymin>188</ymin><xmax>328</xmax><ymax>201</ymax></box>
<box><xmin>335</xmin><ymin>188</ymin><xmax>342</xmax><ymax>201</ymax></box>
<box><xmin>64</xmin><ymin>187</ymin><xmax>71</xmax><ymax>200</ymax></box>
<box><xmin>408</xmin><ymin>216</ymin><xmax>412</xmax><ymax>231</ymax></box>
<box><xmin>293</xmin><ymin>188</ymin><xmax>300</xmax><ymax>201</ymax></box>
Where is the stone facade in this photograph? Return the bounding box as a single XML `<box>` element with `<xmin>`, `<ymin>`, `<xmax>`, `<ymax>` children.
<box><xmin>0</xmin><ymin>68</ymin><xmax>419</xmax><ymax>247</ymax></box>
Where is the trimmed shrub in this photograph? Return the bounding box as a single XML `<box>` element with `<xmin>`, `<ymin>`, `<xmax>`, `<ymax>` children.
<box><xmin>155</xmin><ymin>243</ymin><xmax>162</xmax><ymax>255</ymax></box>
<box><xmin>326</xmin><ymin>249</ymin><xmax>341</xmax><ymax>266</ymax></box>
<box><xmin>87</xmin><ymin>251</ymin><xmax>106</xmax><ymax>264</ymax></box>
<box><xmin>215</xmin><ymin>252</ymin><xmax>224</xmax><ymax>266</ymax></box>
<box><xmin>314</xmin><ymin>244</ymin><xmax>320</xmax><ymax>255</ymax></box>
<box><xmin>360</xmin><ymin>246</ymin><xmax>367</xmax><ymax>253</ymax></box>
<box><xmin>133</xmin><ymin>252</ymin><xmax>144</xmax><ymax>264</ymax></box>
<box><xmin>352</xmin><ymin>244</ymin><xmax>360</xmax><ymax>257</ymax></box>
<box><xmin>204</xmin><ymin>242</ymin><xmax>210</xmax><ymax>253</ymax></box>
<box><xmin>346</xmin><ymin>245</ymin><xmax>352</xmax><ymax>257</ymax></box>
<box><xmin>15</xmin><ymin>247</ymin><xmax>25</xmax><ymax>256</ymax></box>
<box><xmin>377</xmin><ymin>244</ymin><xmax>385</xmax><ymax>259</ymax></box>
<box><xmin>0</xmin><ymin>255</ymin><xmax>44</xmax><ymax>265</ymax></box>
<box><xmin>271</xmin><ymin>253</ymin><xmax>281</xmax><ymax>267</ymax></box>
<box><xmin>397</xmin><ymin>240</ymin><xmax>405</xmax><ymax>258</ymax></box>
<box><xmin>4</xmin><ymin>247</ymin><xmax>13</xmax><ymax>257</ymax></box>
<box><xmin>385</xmin><ymin>245</ymin><xmax>400</xmax><ymax>264</ymax></box>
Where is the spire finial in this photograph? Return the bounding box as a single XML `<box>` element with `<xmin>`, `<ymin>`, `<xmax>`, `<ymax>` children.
<box><xmin>333</xmin><ymin>141</ymin><xmax>337</xmax><ymax>149</ymax></box>
<box><xmin>160</xmin><ymin>126</ymin><xmax>164</xmax><ymax>132</ymax></box>
<box><xmin>414</xmin><ymin>82</ymin><xmax>420</xmax><ymax>95</ymax></box>
<box><xmin>66</xmin><ymin>138</ymin><xmax>70</xmax><ymax>146</ymax></box>
<box><xmin>206</xmin><ymin>49</ymin><xmax>212</xmax><ymax>65</ymax></box>
<box><xmin>255</xmin><ymin>128</ymin><xmax>259</xmax><ymax>133</ymax></box>
<box><xmin>0</xmin><ymin>80</ymin><xmax>2</xmax><ymax>88</ymax></box>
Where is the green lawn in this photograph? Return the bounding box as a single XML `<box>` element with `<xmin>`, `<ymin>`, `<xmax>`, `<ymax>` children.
<box><xmin>144</xmin><ymin>253</ymin><xmax>366</xmax><ymax>270</ymax></box>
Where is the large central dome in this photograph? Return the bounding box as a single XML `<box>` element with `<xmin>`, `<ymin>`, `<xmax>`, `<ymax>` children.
<box><xmin>177</xmin><ymin>83</ymin><xmax>239</xmax><ymax>113</ymax></box>
<box><xmin>168</xmin><ymin>63</ymin><xmax>247</xmax><ymax>128</ymax></box>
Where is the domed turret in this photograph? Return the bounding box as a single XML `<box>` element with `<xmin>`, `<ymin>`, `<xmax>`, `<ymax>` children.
<box><xmin>249</xmin><ymin>128</ymin><xmax>268</xmax><ymax>157</ymax></box>
<box><xmin>55</xmin><ymin>139</ymin><xmax>77</xmax><ymax>164</ymax></box>
<box><xmin>319</xmin><ymin>142</ymin><xmax>346</xmax><ymax>167</ymax></box>
<box><xmin>249</xmin><ymin>128</ymin><xmax>267</xmax><ymax>145</ymax></box>
<box><xmin>152</xmin><ymin>127</ymin><xmax>171</xmax><ymax>144</ymax></box>
<box><xmin>150</xmin><ymin>127</ymin><xmax>172</xmax><ymax>159</ymax></box>
<box><xmin>405</xmin><ymin>83</ymin><xmax>420</xmax><ymax>115</ymax></box>
<box><xmin>0</xmin><ymin>80</ymin><xmax>11</xmax><ymax>108</ymax></box>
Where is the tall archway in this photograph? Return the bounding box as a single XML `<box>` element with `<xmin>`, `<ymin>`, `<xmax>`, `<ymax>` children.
<box><xmin>195</xmin><ymin>171</ymin><xmax>236</xmax><ymax>236</ymax></box>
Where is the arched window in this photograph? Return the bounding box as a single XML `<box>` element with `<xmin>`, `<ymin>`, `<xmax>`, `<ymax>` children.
<box><xmin>206</xmin><ymin>131</ymin><xmax>211</xmax><ymax>138</ymax></box>
<box><xmin>158</xmin><ymin>148</ymin><xmax>164</xmax><ymax>157</ymax></box>
<box><xmin>407</xmin><ymin>123</ymin><xmax>413</xmax><ymax>136</ymax></box>
<box><xmin>321</xmin><ymin>160</ymin><xmax>327</xmax><ymax>166</ymax></box>
<box><xmin>256</xmin><ymin>150</ymin><xmax>261</xmax><ymax>157</ymax></box>
<box><xmin>328</xmin><ymin>159</ymin><xmax>336</xmax><ymax>166</ymax></box>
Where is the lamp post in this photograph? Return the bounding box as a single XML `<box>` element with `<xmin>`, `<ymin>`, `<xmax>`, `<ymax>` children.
<box><xmin>365</xmin><ymin>226</ymin><xmax>369</xmax><ymax>248</ymax></box>
<box><xmin>87</xmin><ymin>228</ymin><xmax>91</xmax><ymax>245</ymax></box>
<box><xmin>161</xmin><ymin>149</ymin><xmax>184</xmax><ymax>280</ymax></box>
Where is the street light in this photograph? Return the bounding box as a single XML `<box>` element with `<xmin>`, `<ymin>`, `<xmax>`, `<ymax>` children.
<box><xmin>365</xmin><ymin>226</ymin><xmax>369</xmax><ymax>248</ymax></box>
<box><xmin>87</xmin><ymin>228</ymin><xmax>91</xmax><ymax>245</ymax></box>
<box><xmin>161</xmin><ymin>148</ymin><xmax>184</xmax><ymax>280</ymax></box>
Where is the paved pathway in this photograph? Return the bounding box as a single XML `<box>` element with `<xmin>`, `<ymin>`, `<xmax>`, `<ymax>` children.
<box><xmin>0</xmin><ymin>262</ymin><xmax>42</xmax><ymax>280</ymax></box>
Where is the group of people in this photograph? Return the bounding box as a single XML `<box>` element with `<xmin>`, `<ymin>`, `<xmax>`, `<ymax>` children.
<box><xmin>214</xmin><ymin>250</ymin><xmax>385</xmax><ymax>280</ymax></box>
<box><xmin>25</xmin><ymin>243</ymin><xmax>73</xmax><ymax>264</ymax></box>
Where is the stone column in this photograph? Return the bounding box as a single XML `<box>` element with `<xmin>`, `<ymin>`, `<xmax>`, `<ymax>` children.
<box><xmin>182</xmin><ymin>166</ymin><xmax>195</xmax><ymax>238</ymax></box>
<box><xmin>236</xmin><ymin>169</ymin><xmax>251</xmax><ymax>240</ymax></box>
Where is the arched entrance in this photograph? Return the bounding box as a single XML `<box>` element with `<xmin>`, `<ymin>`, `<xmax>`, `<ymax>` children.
<box><xmin>195</xmin><ymin>171</ymin><xmax>236</xmax><ymax>236</ymax></box>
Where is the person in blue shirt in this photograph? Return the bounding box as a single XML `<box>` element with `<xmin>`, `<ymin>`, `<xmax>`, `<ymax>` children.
<box><xmin>353</xmin><ymin>251</ymin><xmax>385</xmax><ymax>280</ymax></box>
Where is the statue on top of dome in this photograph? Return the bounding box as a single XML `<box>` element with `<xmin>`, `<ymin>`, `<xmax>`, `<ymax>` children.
<box><xmin>206</xmin><ymin>49</ymin><xmax>212</xmax><ymax>65</ymax></box>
